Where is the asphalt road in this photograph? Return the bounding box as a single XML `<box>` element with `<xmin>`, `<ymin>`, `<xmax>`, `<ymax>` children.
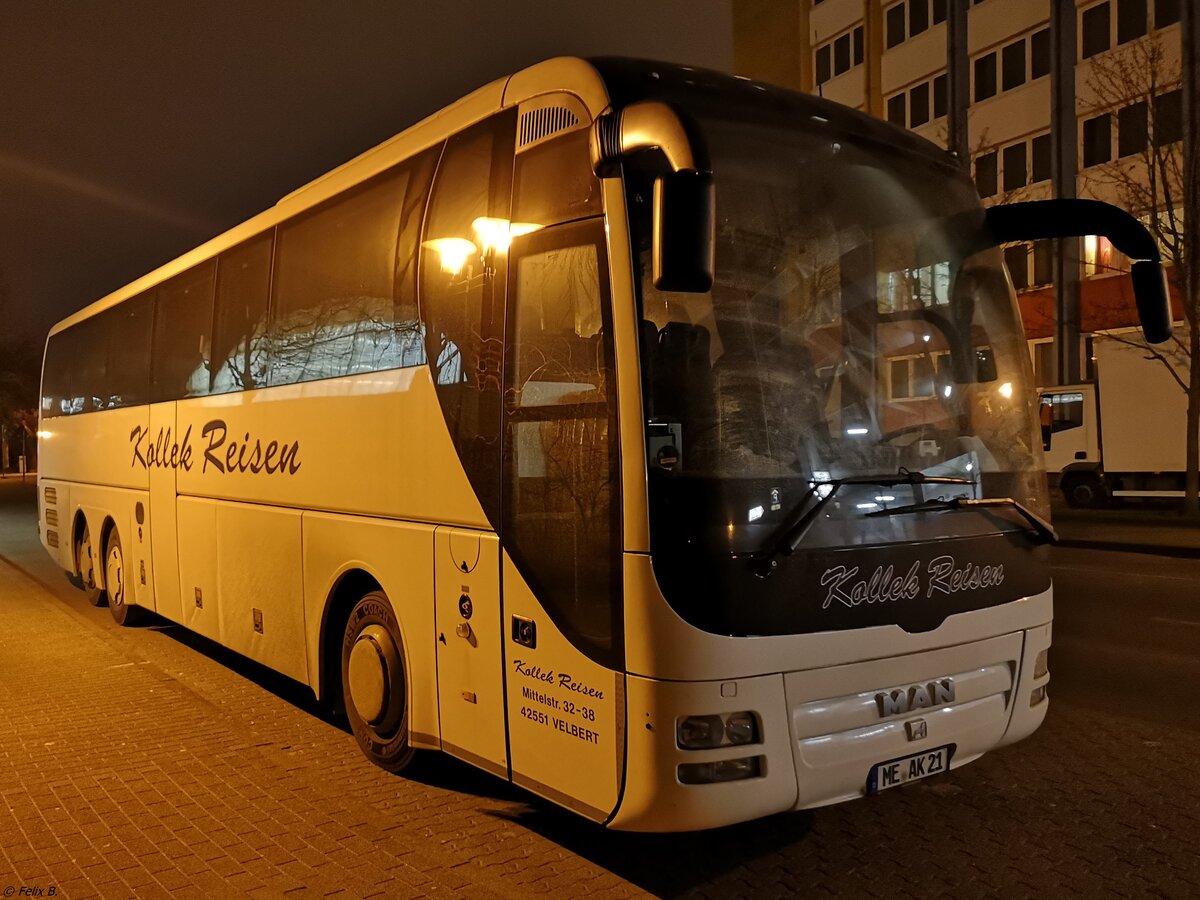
<box><xmin>1049</xmin><ymin>546</ymin><xmax>1200</xmax><ymax>733</ymax></box>
<box><xmin>1</xmin><ymin>475</ymin><xmax>1198</xmax><ymax>898</ymax></box>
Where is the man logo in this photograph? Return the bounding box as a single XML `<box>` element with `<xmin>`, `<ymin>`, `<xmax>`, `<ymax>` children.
<box><xmin>875</xmin><ymin>678</ymin><xmax>955</xmax><ymax>717</ymax></box>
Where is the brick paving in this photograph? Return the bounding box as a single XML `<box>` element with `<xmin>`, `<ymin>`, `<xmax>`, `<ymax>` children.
<box><xmin>1</xmin><ymin>479</ymin><xmax>1199</xmax><ymax>898</ymax></box>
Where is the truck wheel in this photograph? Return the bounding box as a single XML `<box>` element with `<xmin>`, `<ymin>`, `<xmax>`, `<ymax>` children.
<box><xmin>341</xmin><ymin>591</ymin><xmax>414</xmax><ymax>773</ymax></box>
<box><xmin>1062</xmin><ymin>473</ymin><xmax>1106</xmax><ymax>509</ymax></box>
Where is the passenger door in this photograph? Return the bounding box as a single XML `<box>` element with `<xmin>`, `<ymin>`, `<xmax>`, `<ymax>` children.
<box><xmin>501</xmin><ymin>217</ymin><xmax>626</xmax><ymax>822</ymax></box>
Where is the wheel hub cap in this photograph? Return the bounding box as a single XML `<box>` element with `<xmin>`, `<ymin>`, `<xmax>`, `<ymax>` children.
<box><xmin>348</xmin><ymin>625</ymin><xmax>402</xmax><ymax>727</ymax></box>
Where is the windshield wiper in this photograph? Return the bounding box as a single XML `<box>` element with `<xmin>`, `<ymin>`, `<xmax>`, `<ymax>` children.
<box><xmin>748</xmin><ymin>470</ymin><xmax>976</xmax><ymax>576</ymax></box>
<box><xmin>865</xmin><ymin>496</ymin><xmax>1058</xmax><ymax>544</ymax></box>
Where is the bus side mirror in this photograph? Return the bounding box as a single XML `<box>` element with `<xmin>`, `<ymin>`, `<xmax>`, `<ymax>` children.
<box><xmin>1130</xmin><ymin>261</ymin><xmax>1172</xmax><ymax>344</ymax></box>
<box><xmin>985</xmin><ymin>199</ymin><xmax>1174</xmax><ymax>344</ymax></box>
<box><xmin>590</xmin><ymin>100</ymin><xmax>714</xmax><ymax>293</ymax></box>
<box><xmin>653</xmin><ymin>172</ymin><xmax>715</xmax><ymax>293</ymax></box>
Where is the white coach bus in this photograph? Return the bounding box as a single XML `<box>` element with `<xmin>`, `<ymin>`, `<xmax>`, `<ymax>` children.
<box><xmin>37</xmin><ymin>58</ymin><xmax>1172</xmax><ymax>831</ymax></box>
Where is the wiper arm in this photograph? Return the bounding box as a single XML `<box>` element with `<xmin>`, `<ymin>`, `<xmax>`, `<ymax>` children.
<box><xmin>866</xmin><ymin>496</ymin><xmax>1058</xmax><ymax>544</ymax></box>
<box><xmin>748</xmin><ymin>470</ymin><xmax>976</xmax><ymax>576</ymax></box>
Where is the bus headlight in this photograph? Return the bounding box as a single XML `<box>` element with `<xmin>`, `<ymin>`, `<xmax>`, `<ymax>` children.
<box><xmin>678</xmin><ymin>756</ymin><xmax>764</xmax><ymax>784</ymax></box>
<box><xmin>677</xmin><ymin>712</ymin><xmax>760</xmax><ymax>749</ymax></box>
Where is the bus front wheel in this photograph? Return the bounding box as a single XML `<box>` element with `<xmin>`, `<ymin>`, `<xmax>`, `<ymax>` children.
<box><xmin>105</xmin><ymin>529</ymin><xmax>144</xmax><ymax>626</ymax></box>
<box><xmin>341</xmin><ymin>591</ymin><xmax>414</xmax><ymax>773</ymax></box>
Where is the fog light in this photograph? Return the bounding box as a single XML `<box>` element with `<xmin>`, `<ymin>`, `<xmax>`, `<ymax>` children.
<box><xmin>1033</xmin><ymin>649</ymin><xmax>1049</xmax><ymax>679</ymax></box>
<box><xmin>1030</xmin><ymin>685</ymin><xmax>1047</xmax><ymax>707</ymax></box>
<box><xmin>677</xmin><ymin>712</ymin><xmax>760</xmax><ymax>749</ymax></box>
<box><xmin>678</xmin><ymin>756</ymin><xmax>763</xmax><ymax>785</ymax></box>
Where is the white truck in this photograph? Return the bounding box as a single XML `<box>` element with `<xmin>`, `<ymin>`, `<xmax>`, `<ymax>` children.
<box><xmin>1039</xmin><ymin>332</ymin><xmax>1191</xmax><ymax>507</ymax></box>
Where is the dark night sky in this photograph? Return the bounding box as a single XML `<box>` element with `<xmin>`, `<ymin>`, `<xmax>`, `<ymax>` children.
<box><xmin>0</xmin><ymin>1</ymin><xmax>731</xmax><ymax>346</ymax></box>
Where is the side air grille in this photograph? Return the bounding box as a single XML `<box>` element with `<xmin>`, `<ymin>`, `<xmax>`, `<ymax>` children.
<box><xmin>518</xmin><ymin>106</ymin><xmax>580</xmax><ymax>150</ymax></box>
<box><xmin>45</xmin><ymin>508</ymin><xmax>59</xmax><ymax>528</ymax></box>
<box><xmin>44</xmin><ymin>486</ymin><xmax>57</xmax><ymax>505</ymax></box>
<box><xmin>46</xmin><ymin>530</ymin><xmax>59</xmax><ymax>549</ymax></box>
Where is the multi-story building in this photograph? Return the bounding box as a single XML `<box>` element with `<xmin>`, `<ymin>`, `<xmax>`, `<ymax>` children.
<box><xmin>733</xmin><ymin>0</ymin><xmax>1187</xmax><ymax>387</ymax></box>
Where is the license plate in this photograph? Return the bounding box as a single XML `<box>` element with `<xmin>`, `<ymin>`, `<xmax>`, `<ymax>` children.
<box><xmin>867</xmin><ymin>744</ymin><xmax>955</xmax><ymax>794</ymax></box>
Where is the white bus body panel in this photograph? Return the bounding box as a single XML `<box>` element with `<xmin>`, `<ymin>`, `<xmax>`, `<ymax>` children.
<box><xmin>148</xmin><ymin>402</ymin><xmax>178</xmax><ymax>619</ymax></box>
<box><xmin>613</xmin><ymin>554</ymin><xmax>1052</xmax><ymax>830</ymax></box>
<box><xmin>434</xmin><ymin>527</ymin><xmax>507</xmax><ymax>777</ymax></box>
<box><xmin>174</xmin><ymin>369</ymin><xmax>488</xmax><ymax>527</ymax></box>
<box><xmin>301</xmin><ymin>512</ymin><xmax>438</xmax><ymax>747</ymax></box>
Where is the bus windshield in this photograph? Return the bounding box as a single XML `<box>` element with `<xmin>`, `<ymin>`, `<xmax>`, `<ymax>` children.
<box><xmin>633</xmin><ymin>109</ymin><xmax>1047</xmax><ymax>560</ymax></box>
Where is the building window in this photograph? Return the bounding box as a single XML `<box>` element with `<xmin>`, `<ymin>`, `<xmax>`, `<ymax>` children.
<box><xmin>910</xmin><ymin>0</ymin><xmax>929</xmax><ymax>36</ymax></box>
<box><xmin>834</xmin><ymin>32</ymin><xmax>851</xmax><ymax>75</ymax></box>
<box><xmin>1155</xmin><ymin>0</ymin><xmax>1181</xmax><ymax>27</ymax></box>
<box><xmin>1118</xmin><ymin>101</ymin><xmax>1149</xmax><ymax>156</ymax></box>
<box><xmin>1117</xmin><ymin>0</ymin><xmax>1148</xmax><ymax>43</ymax></box>
<box><xmin>1031</xmin><ymin>28</ymin><xmax>1051</xmax><ymax>79</ymax></box>
<box><xmin>1002</xmin><ymin>40</ymin><xmax>1027</xmax><ymax>91</ymax></box>
<box><xmin>933</xmin><ymin>0</ymin><xmax>947</xmax><ymax>24</ymax></box>
<box><xmin>816</xmin><ymin>44</ymin><xmax>832</xmax><ymax>85</ymax></box>
<box><xmin>1153</xmin><ymin>89</ymin><xmax>1183</xmax><ymax>145</ymax></box>
<box><xmin>888</xmin><ymin>355</ymin><xmax>942</xmax><ymax>400</ymax></box>
<box><xmin>933</xmin><ymin>73</ymin><xmax>948</xmax><ymax>118</ymax></box>
<box><xmin>1003</xmin><ymin>143</ymin><xmax>1028</xmax><ymax>191</ymax></box>
<box><xmin>1033</xmin><ymin>241</ymin><xmax>1055</xmax><ymax>286</ymax></box>
<box><xmin>1032</xmin><ymin>133</ymin><xmax>1052</xmax><ymax>182</ymax></box>
<box><xmin>887</xmin><ymin>3</ymin><xmax>906</xmax><ymax>48</ymax></box>
<box><xmin>975</xmin><ymin>151</ymin><xmax>998</xmax><ymax>196</ymax></box>
<box><xmin>887</xmin><ymin>93</ymin><xmax>907</xmax><ymax>126</ymax></box>
<box><xmin>1081</xmin><ymin>2</ymin><xmax>1112</xmax><ymax>58</ymax></box>
<box><xmin>816</xmin><ymin>24</ymin><xmax>866</xmax><ymax>84</ymax></box>
<box><xmin>974</xmin><ymin>53</ymin><xmax>997</xmax><ymax>101</ymax></box>
<box><xmin>910</xmin><ymin>81</ymin><xmax>931</xmax><ymax>127</ymax></box>
<box><xmin>1084</xmin><ymin>234</ymin><xmax>1124</xmax><ymax>276</ymax></box>
<box><xmin>1083</xmin><ymin>114</ymin><xmax>1112</xmax><ymax>166</ymax></box>
<box><xmin>1004</xmin><ymin>245</ymin><xmax>1030</xmax><ymax>290</ymax></box>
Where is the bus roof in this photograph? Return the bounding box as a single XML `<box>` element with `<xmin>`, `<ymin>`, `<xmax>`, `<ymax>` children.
<box><xmin>49</xmin><ymin>55</ymin><xmax>960</xmax><ymax>339</ymax></box>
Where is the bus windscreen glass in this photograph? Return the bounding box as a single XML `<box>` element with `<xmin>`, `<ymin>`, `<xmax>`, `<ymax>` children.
<box><xmin>631</xmin><ymin>110</ymin><xmax>1050</xmax><ymax>636</ymax></box>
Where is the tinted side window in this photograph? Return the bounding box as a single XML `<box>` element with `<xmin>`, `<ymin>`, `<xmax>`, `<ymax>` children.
<box><xmin>102</xmin><ymin>293</ymin><xmax>153</xmax><ymax>410</ymax></box>
<box><xmin>513</xmin><ymin>127</ymin><xmax>602</xmax><ymax>228</ymax></box>
<box><xmin>421</xmin><ymin>110</ymin><xmax>517</xmax><ymax>525</ymax></box>
<box><xmin>212</xmin><ymin>233</ymin><xmax>273</xmax><ymax>394</ymax></box>
<box><xmin>41</xmin><ymin>329</ymin><xmax>80</xmax><ymax>417</ymax></box>
<box><xmin>271</xmin><ymin>155</ymin><xmax>435</xmax><ymax>386</ymax></box>
<box><xmin>152</xmin><ymin>261</ymin><xmax>215</xmax><ymax>401</ymax></box>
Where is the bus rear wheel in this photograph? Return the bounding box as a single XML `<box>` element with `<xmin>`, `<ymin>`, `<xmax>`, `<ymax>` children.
<box><xmin>77</xmin><ymin>520</ymin><xmax>106</xmax><ymax>607</ymax></box>
<box><xmin>341</xmin><ymin>591</ymin><xmax>414</xmax><ymax>773</ymax></box>
<box><xmin>105</xmin><ymin>529</ymin><xmax>144</xmax><ymax>626</ymax></box>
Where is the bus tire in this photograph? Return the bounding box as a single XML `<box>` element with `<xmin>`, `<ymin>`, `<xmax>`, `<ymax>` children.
<box><xmin>105</xmin><ymin>528</ymin><xmax>144</xmax><ymax>626</ymax></box>
<box><xmin>341</xmin><ymin>590</ymin><xmax>414</xmax><ymax>773</ymax></box>
<box><xmin>77</xmin><ymin>519</ymin><xmax>106</xmax><ymax>607</ymax></box>
<box><xmin>1062</xmin><ymin>472</ymin><xmax>1106</xmax><ymax>509</ymax></box>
